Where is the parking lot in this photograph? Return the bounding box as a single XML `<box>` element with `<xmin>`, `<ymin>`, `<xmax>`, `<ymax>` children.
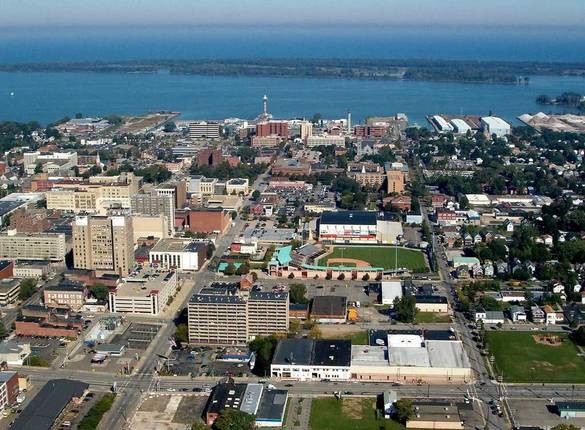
<box><xmin>18</xmin><ymin>336</ymin><xmax>63</xmax><ymax>365</ymax></box>
<box><xmin>508</xmin><ymin>399</ymin><xmax>585</xmax><ymax>429</ymax></box>
<box><xmin>65</xmin><ymin>322</ymin><xmax>162</xmax><ymax>374</ymax></box>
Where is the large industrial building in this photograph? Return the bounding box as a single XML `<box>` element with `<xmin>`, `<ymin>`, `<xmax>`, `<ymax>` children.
<box><xmin>188</xmin><ymin>283</ymin><xmax>289</xmax><ymax>345</ymax></box>
<box><xmin>350</xmin><ymin>331</ymin><xmax>472</xmax><ymax>383</ymax></box>
<box><xmin>318</xmin><ymin>211</ymin><xmax>403</xmax><ymax>244</ymax></box>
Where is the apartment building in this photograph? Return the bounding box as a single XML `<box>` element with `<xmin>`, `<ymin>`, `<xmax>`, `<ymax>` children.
<box><xmin>0</xmin><ymin>231</ymin><xmax>66</xmax><ymax>262</ymax></box>
<box><xmin>248</xmin><ymin>291</ymin><xmax>289</xmax><ymax>337</ymax></box>
<box><xmin>72</xmin><ymin>215</ymin><xmax>134</xmax><ymax>276</ymax></box>
<box><xmin>188</xmin><ymin>121</ymin><xmax>221</xmax><ymax>139</ymax></box>
<box><xmin>131</xmin><ymin>193</ymin><xmax>175</xmax><ymax>230</ymax></box>
<box><xmin>386</xmin><ymin>170</ymin><xmax>405</xmax><ymax>194</ymax></box>
<box><xmin>108</xmin><ymin>269</ymin><xmax>178</xmax><ymax>315</ymax></box>
<box><xmin>155</xmin><ymin>181</ymin><xmax>187</xmax><ymax>210</ymax></box>
<box><xmin>347</xmin><ymin>162</ymin><xmax>384</xmax><ymax>188</ymax></box>
<box><xmin>188</xmin><ymin>283</ymin><xmax>289</xmax><ymax>345</ymax></box>
<box><xmin>44</xmin><ymin>282</ymin><xmax>86</xmax><ymax>312</ymax></box>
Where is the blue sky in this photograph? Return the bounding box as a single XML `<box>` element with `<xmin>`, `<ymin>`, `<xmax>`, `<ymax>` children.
<box><xmin>0</xmin><ymin>0</ymin><xmax>584</xmax><ymax>27</ymax></box>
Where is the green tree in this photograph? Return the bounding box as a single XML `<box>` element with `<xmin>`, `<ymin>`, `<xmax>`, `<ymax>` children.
<box><xmin>175</xmin><ymin>324</ymin><xmax>189</xmax><ymax>344</ymax></box>
<box><xmin>248</xmin><ymin>335</ymin><xmax>278</xmax><ymax>376</ymax></box>
<box><xmin>90</xmin><ymin>285</ymin><xmax>110</xmax><ymax>301</ymax></box>
<box><xmin>28</xmin><ymin>355</ymin><xmax>49</xmax><ymax>367</ymax></box>
<box><xmin>236</xmin><ymin>263</ymin><xmax>250</xmax><ymax>275</ymax></box>
<box><xmin>213</xmin><ymin>409</ymin><xmax>255</xmax><ymax>430</ymax></box>
<box><xmin>224</xmin><ymin>263</ymin><xmax>237</xmax><ymax>276</ymax></box>
<box><xmin>394</xmin><ymin>295</ymin><xmax>416</xmax><ymax>323</ymax></box>
<box><xmin>309</xmin><ymin>325</ymin><xmax>322</xmax><ymax>339</ymax></box>
<box><xmin>573</xmin><ymin>326</ymin><xmax>585</xmax><ymax>347</ymax></box>
<box><xmin>192</xmin><ymin>422</ymin><xmax>209</xmax><ymax>430</ymax></box>
<box><xmin>289</xmin><ymin>284</ymin><xmax>308</xmax><ymax>304</ymax></box>
<box><xmin>551</xmin><ymin>425</ymin><xmax>580</xmax><ymax>430</ymax></box>
<box><xmin>288</xmin><ymin>319</ymin><xmax>301</xmax><ymax>336</ymax></box>
<box><xmin>393</xmin><ymin>399</ymin><xmax>414</xmax><ymax>424</ymax></box>
<box><xmin>251</xmin><ymin>190</ymin><xmax>261</xmax><ymax>201</ymax></box>
<box><xmin>0</xmin><ymin>322</ymin><xmax>7</xmax><ymax>339</ymax></box>
<box><xmin>18</xmin><ymin>278</ymin><xmax>37</xmax><ymax>300</ymax></box>
<box><xmin>163</xmin><ymin>121</ymin><xmax>177</xmax><ymax>132</ymax></box>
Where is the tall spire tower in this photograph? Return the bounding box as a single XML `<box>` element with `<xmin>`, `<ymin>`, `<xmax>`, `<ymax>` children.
<box><xmin>347</xmin><ymin>109</ymin><xmax>352</xmax><ymax>131</ymax></box>
<box><xmin>263</xmin><ymin>94</ymin><xmax>268</xmax><ymax>116</ymax></box>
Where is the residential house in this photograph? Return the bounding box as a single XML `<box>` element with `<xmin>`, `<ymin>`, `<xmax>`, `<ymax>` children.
<box><xmin>509</xmin><ymin>305</ymin><xmax>527</xmax><ymax>322</ymax></box>
<box><xmin>474</xmin><ymin>309</ymin><xmax>505</xmax><ymax>324</ymax></box>
<box><xmin>483</xmin><ymin>261</ymin><xmax>494</xmax><ymax>277</ymax></box>
<box><xmin>543</xmin><ymin>305</ymin><xmax>562</xmax><ymax>325</ymax></box>
<box><xmin>530</xmin><ymin>306</ymin><xmax>545</xmax><ymax>324</ymax></box>
<box><xmin>495</xmin><ymin>261</ymin><xmax>509</xmax><ymax>275</ymax></box>
<box><xmin>503</xmin><ymin>219</ymin><xmax>514</xmax><ymax>232</ymax></box>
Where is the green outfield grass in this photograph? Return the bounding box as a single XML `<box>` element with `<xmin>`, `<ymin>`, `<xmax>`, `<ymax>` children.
<box><xmin>310</xmin><ymin>397</ymin><xmax>404</xmax><ymax>430</ymax></box>
<box><xmin>486</xmin><ymin>331</ymin><xmax>585</xmax><ymax>383</ymax></box>
<box><xmin>324</xmin><ymin>246</ymin><xmax>427</xmax><ymax>272</ymax></box>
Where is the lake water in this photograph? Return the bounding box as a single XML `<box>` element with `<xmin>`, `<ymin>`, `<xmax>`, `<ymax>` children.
<box><xmin>1</xmin><ymin>71</ymin><xmax>584</xmax><ymax>126</ymax></box>
<box><xmin>1</xmin><ymin>26</ymin><xmax>584</xmax><ymax>125</ymax></box>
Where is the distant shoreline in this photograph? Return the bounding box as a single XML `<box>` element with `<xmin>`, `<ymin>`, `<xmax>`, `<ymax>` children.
<box><xmin>1</xmin><ymin>58</ymin><xmax>584</xmax><ymax>84</ymax></box>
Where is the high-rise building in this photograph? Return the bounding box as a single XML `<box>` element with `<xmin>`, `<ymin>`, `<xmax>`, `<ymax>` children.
<box><xmin>299</xmin><ymin>121</ymin><xmax>313</xmax><ymax>141</ymax></box>
<box><xmin>188</xmin><ymin>283</ymin><xmax>289</xmax><ymax>345</ymax></box>
<box><xmin>131</xmin><ymin>193</ymin><xmax>175</xmax><ymax>235</ymax></box>
<box><xmin>256</xmin><ymin>121</ymin><xmax>289</xmax><ymax>138</ymax></box>
<box><xmin>386</xmin><ymin>170</ymin><xmax>405</xmax><ymax>194</ymax></box>
<box><xmin>188</xmin><ymin>121</ymin><xmax>221</xmax><ymax>139</ymax></box>
<box><xmin>72</xmin><ymin>215</ymin><xmax>134</xmax><ymax>276</ymax></box>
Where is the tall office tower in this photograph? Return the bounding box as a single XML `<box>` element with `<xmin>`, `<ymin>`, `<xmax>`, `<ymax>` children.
<box><xmin>72</xmin><ymin>215</ymin><xmax>134</xmax><ymax>276</ymax></box>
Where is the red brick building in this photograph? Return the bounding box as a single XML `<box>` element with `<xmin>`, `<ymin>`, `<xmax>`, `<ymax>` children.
<box><xmin>196</xmin><ymin>149</ymin><xmax>223</xmax><ymax>167</ymax></box>
<box><xmin>16</xmin><ymin>305</ymin><xmax>83</xmax><ymax>338</ymax></box>
<box><xmin>187</xmin><ymin>209</ymin><xmax>231</xmax><ymax>234</ymax></box>
<box><xmin>9</xmin><ymin>208</ymin><xmax>51</xmax><ymax>233</ymax></box>
<box><xmin>256</xmin><ymin>121</ymin><xmax>289</xmax><ymax>138</ymax></box>
<box><xmin>383</xmin><ymin>195</ymin><xmax>412</xmax><ymax>211</ymax></box>
<box><xmin>354</xmin><ymin>124</ymin><xmax>387</xmax><ymax>138</ymax></box>
<box><xmin>0</xmin><ymin>372</ymin><xmax>19</xmax><ymax>409</ymax></box>
<box><xmin>0</xmin><ymin>261</ymin><xmax>13</xmax><ymax>280</ymax></box>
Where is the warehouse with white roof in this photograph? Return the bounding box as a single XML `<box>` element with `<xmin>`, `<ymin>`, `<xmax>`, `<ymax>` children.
<box><xmin>481</xmin><ymin>116</ymin><xmax>511</xmax><ymax>137</ymax></box>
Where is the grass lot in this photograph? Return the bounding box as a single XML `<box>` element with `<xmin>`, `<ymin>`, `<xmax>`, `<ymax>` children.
<box><xmin>310</xmin><ymin>397</ymin><xmax>404</xmax><ymax>430</ymax></box>
<box><xmin>486</xmin><ymin>331</ymin><xmax>585</xmax><ymax>383</ymax></box>
<box><xmin>325</xmin><ymin>246</ymin><xmax>427</xmax><ymax>272</ymax></box>
<box><xmin>414</xmin><ymin>312</ymin><xmax>452</xmax><ymax>324</ymax></box>
<box><xmin>79</xmin><ymin>393</ymin><xmax>115</xmax><ymax>430</ymax></box>
<box><xmin>332</xmin><ymin>330</ymin><xmax>369</xmax><ymax>345</ymax></box>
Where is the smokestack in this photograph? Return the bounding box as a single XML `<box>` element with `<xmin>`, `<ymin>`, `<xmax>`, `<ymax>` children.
<box><xmin>263</xmin><ymin>95</ymin><xmax>268</xmax><ymax>115</ymax></box>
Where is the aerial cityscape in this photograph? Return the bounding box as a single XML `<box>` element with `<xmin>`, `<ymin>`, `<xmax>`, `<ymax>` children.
<box><xmin>0</xmin><ymin>1</ymin><xmax>585</xmax><ymax>430</ymax></box>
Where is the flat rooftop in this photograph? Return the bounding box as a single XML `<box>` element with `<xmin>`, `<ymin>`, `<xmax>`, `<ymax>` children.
<box><xmin>150</xmin><ymin>238</ymin><xmax>206</xmax><ymax>253</ymax></box>
<box><xmin>256</xmin><ymin>389</ymin><xmax>288</xmax><ymax>423</ymax></box>
<box><xmin>320</xmin><ymin>210</ymin><xmax>377</xmax><ymax>226</ymax></box>
<box><xmin>351</xmin><ymin>345</ymin><xmax>388</xmax><ymax>367</ymax></box>
<box><xmin>311</xmin><ymin>295</ymin><xmax>347</xmax><ymax>317</ymax></box>
<box><xmin>117</xmin><ymin>269</ymin><xmax>175</xmax><ymax>297</ymax></box>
